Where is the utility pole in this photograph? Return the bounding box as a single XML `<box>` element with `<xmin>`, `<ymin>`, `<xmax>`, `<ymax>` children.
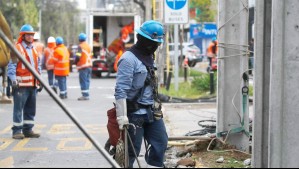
<box><xmin>252</xmin><ymin>0</ymin><xmax>272</xmax><ymax>168</ymax></box>
<box><xmin>267</xmin><ymin>0</ymin><xmax>299</xmax><ymax>167</ymax></box>
<box><xmin>145</xmin><ymin>0</ymin><xmax>152</xmax><ymax>21</ymax></box>
<box><xmin>217</xmin><ymin>0</ymin><xmax>249</xmax><ymax>151</ymax></box>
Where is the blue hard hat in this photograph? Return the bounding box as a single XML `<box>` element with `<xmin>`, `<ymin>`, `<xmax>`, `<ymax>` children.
<box><xmin>56</xmin><ymin>37</ymin><xmax>64</xmax><ymax>45</ymax></box>
<box><xmin>136</xmin><ymin>20</ymin><xmax>165</xmax><ymax>43</ymax></box>
<box><xmin>212</xmin><ymin>37</ymin><xmax>217</xmax><ymax>41</ymax></box>
<box><xmin>20</xmin><ymin>24</ymin><xmax>35</xmax><ymax>34</ymax></box>
<box><xmin>78</xmin><ymin>33</ymin><xmax>87</xmax><ymax>41</ymax></box>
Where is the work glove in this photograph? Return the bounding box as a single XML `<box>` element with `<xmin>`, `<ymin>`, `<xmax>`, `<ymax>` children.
<box><xmin>115</xmin><ymin>99</ymin><xmax>129</xmax><ymax>130</ymax></box>
<box><xmin>37</xmin><ymin>84</ymin><xmax>44</xmax><ymax>92</ymax></box>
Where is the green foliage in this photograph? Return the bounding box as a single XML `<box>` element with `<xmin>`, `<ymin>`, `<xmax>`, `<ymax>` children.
<box><xmin>0</xmin><ymin>0</ymin><xmax>38</xmax><ymax>37</ymax></box>
<box><xmin>161</xmin><ymin>69</ymin><xmax>217</xmax><ymax>99</ymax></box>
<box><xmin>160</xmin><ymin>82</ymin><xmax>202</xmax><ymax>99</ymax></box>
<box><xmin>41</xmin><ymin>0</ymin><xmax>83</xmax><ymax>45</ymax></box>
<box><xmin>179</xmin><ymin>68</ymin><xmax>203</xmax><ymax>77</ymax></box>
<box><xmin>0</xmin><ymin>0</ymin><xmax>84</xmax><ymax>45</ymax></box>
<box><xmin>190</xmin><ymin>0</ymin><xmax>217</xmax><ymax>22</ymax></box>
<box><xmin>192</xmin><ymin>72</ymin><xmax>217</xmax><ymax>92</ymax></box>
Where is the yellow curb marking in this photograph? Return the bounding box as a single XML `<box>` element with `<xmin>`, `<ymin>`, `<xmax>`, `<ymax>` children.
<box><xmin>0</xmin><ymin>156</ymin><xmax>14</xmax><ymax>168</ymax></box>
<box><xmin>0</xmin><ymin>138</ymin><xmax>13</xmax><ymax>151</ymax></box>
<box><xmin>56</xmin><ymin>138</ymin><xmax>92</xmax><ymax>151</ymax></box>
<box><xmin>48</xmin><ymin>124</ymin><xmax>76</xmax><ymax>134</ymax></box>
<box><xmin>12</xmin><ymin>139</ymin><xmax>48</xmax><ymax>151</ymax></box>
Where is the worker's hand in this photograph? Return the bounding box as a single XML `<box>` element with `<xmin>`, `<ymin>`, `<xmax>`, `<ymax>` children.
<box><xmin>115</xmin><ymin>99</ymin><xmax>128</xmax><ymax>130</ymax></box>
<box><xmin>37</xmin><ymin>84</ymin><xmax>43</xmax><ymax>92</ymax></box>
<box><xmin>116</xmin><ymin>116</ymin><xmax>129</xmax><ymax>130</ymax></box>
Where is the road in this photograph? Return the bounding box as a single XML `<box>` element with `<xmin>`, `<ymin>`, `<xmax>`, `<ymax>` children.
<box><xmin>0</xmin><ymin>71</ymin><xmax>117</xmax><ymax>168</ymax></box>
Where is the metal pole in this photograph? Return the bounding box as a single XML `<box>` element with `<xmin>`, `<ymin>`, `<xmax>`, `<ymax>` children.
<box><xmin>174</xmin><ymin>24</ymin><xmax>179</xmax><ymax>91</ymax></box>
<box><xmin>124</xmin><ymin>129</ymin><xmax>129</xmax><ymax>168</ymax></box>
<box><xmin>0</xmin><ymin>29</ymin><xmax>120</xmax><ymax>168</ymax></box>
<box><xmin>210</xmin><ymin>71</ymin><xmax>214</xmax><ymax>94</ymax></box>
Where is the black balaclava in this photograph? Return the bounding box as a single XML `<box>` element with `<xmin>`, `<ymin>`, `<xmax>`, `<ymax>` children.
<box><xmin>128</xmin><ymin>34</ymin><xmax>161</xmax><ymax>67</ymax></box>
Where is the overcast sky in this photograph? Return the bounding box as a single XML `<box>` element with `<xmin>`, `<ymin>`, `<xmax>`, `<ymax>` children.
<box><xmin>76</xmin><ymin>0</ymin><xmax>86</xmax><ymax>9</ymax></box>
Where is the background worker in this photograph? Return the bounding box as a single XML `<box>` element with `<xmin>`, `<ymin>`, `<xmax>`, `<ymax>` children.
<box><xmin>7</xmin><ymin>24</ymin><xmax>42</xmax><ymax>139</ymax></box>
<box><xmin>33</xmin><ymin>32</ymin><xmax>44</xmax><ymax>61</ymax></box>
<box><xmin>207</xmin><ymin>37</ymin><xmax>218</xmax><ymax>67</ymax></box>
<box><xmin>75</xmin><ymin>33</ymin><xmax>92</xmax><ymax>101</ymax></box>
<box><xmin>53</xmin><ymin>37</ymin><xmax>69</xmax><ymax>99</ymax></box>
<box><xmin>43</xmin><ymin>36</ymin><xmax>57</xmax><ymax>93</ymax></box>
<box><xmin>114</xmin><ymin>20</ymin><xmax>168</xmax><ymax>168</ymax></box>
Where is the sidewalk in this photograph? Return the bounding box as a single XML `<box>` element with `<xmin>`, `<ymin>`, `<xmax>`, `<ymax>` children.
<box><xmin>163</xmin><ymin>103</ymin><xmax>217</xmax><ymax>137</ymax></box>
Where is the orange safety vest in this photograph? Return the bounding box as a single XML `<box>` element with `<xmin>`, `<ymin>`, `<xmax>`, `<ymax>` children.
<box><xmin>33</xmin><ymin>41</ymin><xmax>44</xmax><ymax>59</ymax></box>
<box><xmin>77</xmin><ymin>42</ymin><xmax>92</xmax><ymax>70</ymax></box>
<box><xmin>114</xmin><ymin>50</ymin><xmax>123</xmax><ymax>72</ymax></box>
<box><xmin>44</xmin><ymin>42</ymin><xmax>56</xmax><ymax>70</ymax></box>
<box><xmin>53</xmin><ymin>44</ymin><xmax>70</xmax><ymax>76</ymax></box>
<box><xmin>15</xmin><ymin>43</ymin><xmax>39</xmax><ymax>87</ymax></box>
<box><xmin>207</xmin><ymin>41</ymin><xmax>218</xmax><ymax>58</ymax></box>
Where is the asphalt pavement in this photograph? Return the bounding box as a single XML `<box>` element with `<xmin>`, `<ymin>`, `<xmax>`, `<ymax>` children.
<box><xmin>0</xmin><ymin>67</ymin><xmax>253</xmax><ymax>168</ymax></box>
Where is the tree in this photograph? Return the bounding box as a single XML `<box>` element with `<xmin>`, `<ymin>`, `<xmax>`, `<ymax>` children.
<box><xmin>39</xmin><ymin>0</ymin><xmax>84</xmax><ymax>45</ymax></box>
<box><xmin>0</xmin><ymin>0</ymin><xmax>84</xmax><ymax>46</ymax></box>
<box><xmin>0</xmin><ymin>0</ymin><xmax>39</xmax><ymax>38</ymax></box>
<box><xmin>190</xmin><ymin>0</ymin><xmax>217</xmax><ymax>22</ymax></box>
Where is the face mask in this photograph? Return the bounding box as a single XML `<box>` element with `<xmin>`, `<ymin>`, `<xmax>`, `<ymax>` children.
<box><xmin>136</xmin><ymin>34</ymin><xmax>161</xmax><ymax>55</ymax></box>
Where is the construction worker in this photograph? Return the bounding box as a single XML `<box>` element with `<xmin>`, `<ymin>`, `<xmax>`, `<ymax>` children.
<box><xmin>114</xmin><ymin>20</ymin><xmax>168</xmax><ymax>168</ymax></box>
<box><xmin>7</xmin><ymin>24</ymin><xmax>42</xmax><ymax>139</ymax></box>
<box><xmin>207</xmin><ymin>37</ymin><xmax>218</xmax><ymax>67</ymax></box>
<box><xmin>33</xmin><ymin>32</ymin><xmax>44</xmax><ymax>60</ymax></box>
<box><xmin>75</xmin><ymin>33</ymin><xmax>92</xmax><ymax>101</ymax></box>
<box><xmin>53</xmin><ymin>37</ymin><xmax>70</xmax><ymax>99</ymax></box>
<box><xmin>43</xmin><ymin>36</ymin><xmax>57</xmax><ymax>93</ymax></box>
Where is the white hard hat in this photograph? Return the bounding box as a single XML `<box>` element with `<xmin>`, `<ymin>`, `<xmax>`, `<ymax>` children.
<box><xmin>47</xmin><ymin>36</ymin><xmax>55</xmax><ymax>43</ymax></box>
<box><xmin>33</xmin><ymin>32</ymin><xmax>40</xmax><ymax>40</ymax></box>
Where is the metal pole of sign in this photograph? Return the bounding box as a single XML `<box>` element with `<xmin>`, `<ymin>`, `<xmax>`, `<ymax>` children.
<box><xmin>174</xmin><ymin>24</ymin><xmax>179</xmax><ymax>91</ymax></box>
<box><xmin>0</xmin><ymin>29</ymin><xmax>120</xmax><ymax>168</ymax></box>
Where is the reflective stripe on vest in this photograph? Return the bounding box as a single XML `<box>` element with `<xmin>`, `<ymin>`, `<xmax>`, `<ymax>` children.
<box><xmin>45</xmin><ymin>48</ymin><xmax>55</xmax><ymax>70</ymax></box>
<box><xmin>15</xmin><ymin>43</ymin><xmax>39</xmax><ymax>87</ymax></box>
<box><xmin>77</xmin><ymin>42</ymin><xmax>92</xmax><ymax>70</ymax></box>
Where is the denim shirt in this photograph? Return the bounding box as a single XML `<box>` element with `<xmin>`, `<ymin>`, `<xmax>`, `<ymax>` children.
<box><xmin>8</xmin><ymin>41</ymin><xmax>41</xmax><ymax>81</ymax></box>
<box><xmin>114</xmin><ymin>51</ymin><xmax>154</xmax><ymax>108</ymax></box>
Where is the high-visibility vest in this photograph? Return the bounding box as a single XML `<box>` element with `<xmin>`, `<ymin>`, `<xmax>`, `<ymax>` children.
<box><xmin>53</xmin><ymin>44</ymin><xmax>70</xmax><ymax>76</ymax></box>
<box><xmin>207</xmin><ymin>41</ymin><xmax>218</xmax><ymax>58</ymax></box>
<box><xmin>33</xmin><ymin>41</ymin><xmax>44</xmax><ymax>59</ymax></box>
<box><xmin>44</xmin><ymin>43</ymin><xmax>55</xmax><ymax>70</ymax></box>
<box><xmin>15</xmin><ymin>43</ymin><xmax>39</xmax><ymax>87</ymax></box>
<box><xmin>114</xmin><ymin>50</ymin><xmax>123</xmax><ymax>72</ymax></box>
<box><xmin>76</xmin><ymin>42</ymin><xmax>92</xmax><ymax>70</ymax></box>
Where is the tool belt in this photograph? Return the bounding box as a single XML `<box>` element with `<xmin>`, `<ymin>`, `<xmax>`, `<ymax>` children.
<box><xmin>126</xmin><ymin>100</ymin><xmax>152</xmax><ymax>113</ymax></box>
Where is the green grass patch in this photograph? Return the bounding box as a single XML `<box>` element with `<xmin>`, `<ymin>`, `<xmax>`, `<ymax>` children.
<box><xmin>159</xmin><ymin>82</ymin><xmax>203</xmax><ymax>99</ymax></box>
<box><xmin>178</xmin><ymin>68</ymin><xmax>204</xmax><ymax>77</ymax></box>
<box><xmin>160</xmin><ymin>69</ymin><xmax>217</xmax><ymax>99</ymax></box>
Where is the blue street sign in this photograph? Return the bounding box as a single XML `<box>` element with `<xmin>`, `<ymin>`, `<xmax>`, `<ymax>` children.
<box><xmin>166</xmin><ymin>0</ymin><xmax>187</xmax><ymax>10</ymax></box>
<box><xmin>190</xmin><ymin>23</ymin><xmax>218</xmax><ymax>39</ymax></box>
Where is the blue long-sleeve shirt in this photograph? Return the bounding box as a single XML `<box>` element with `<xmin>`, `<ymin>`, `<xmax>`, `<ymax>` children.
<box><xmin>114</xmin><ymin>51</ymin><xmax>154</xmax><ymax>106</ymax></box>
<box><xmin>8</xmin><ymin>41</ymin><xmax>41</xmax><ymax>81</ymax></box>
